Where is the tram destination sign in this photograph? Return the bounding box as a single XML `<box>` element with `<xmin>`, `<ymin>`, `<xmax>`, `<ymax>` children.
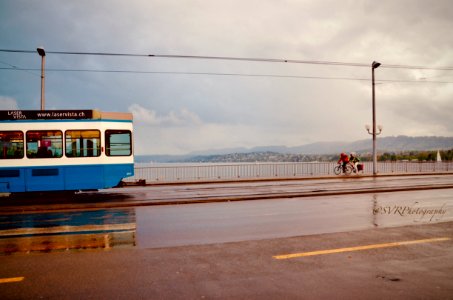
<box><xmin>0</xmin><ymin>110</ymin><xmax>94</xmax><ymax>120</ymax></box>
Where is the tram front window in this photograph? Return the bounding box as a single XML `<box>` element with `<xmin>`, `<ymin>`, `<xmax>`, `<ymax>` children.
<box><xmin>26</xmin><ymin>130</ymin><xmax>63</xmax><ymax>158</ymax></box>
<box><xmin>0</xmin><ymin>131</ymin><xmax>24</xmax><ymax>159</ymax></box>
<box><xmin>105</xmin><ymin>130</ymin><xmax>132</xmax><ymax>156</ymax></box>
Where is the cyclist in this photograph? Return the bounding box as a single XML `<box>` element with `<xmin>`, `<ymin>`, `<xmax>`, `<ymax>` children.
<box><xmin>350</xmin><ymin>152</ymin><xmax>360</xmax><ymax>173</ymax></box>
<box><xmin>337</xmin><ymin>152</ymin><xmax>350</xmax><ymax>172</ymax></box>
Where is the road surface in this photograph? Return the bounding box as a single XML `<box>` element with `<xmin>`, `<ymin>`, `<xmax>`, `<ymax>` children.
<box><xmin>0</xmin><ymin>174</ymin><xmax>452</xmax><ymax>299</ymax></box>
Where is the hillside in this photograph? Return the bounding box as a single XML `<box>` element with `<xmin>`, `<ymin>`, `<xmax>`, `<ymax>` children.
<box><xmin>135</xmin><ymin>135</ymin><xmax>453</xmax><ymax>163</ymax></box>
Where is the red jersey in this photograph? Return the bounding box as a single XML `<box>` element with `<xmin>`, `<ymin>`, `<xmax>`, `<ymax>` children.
<box><xmin>338</xmin><ymin>153</ymin><xmax>349</xmax><ymax>164</ymax></box>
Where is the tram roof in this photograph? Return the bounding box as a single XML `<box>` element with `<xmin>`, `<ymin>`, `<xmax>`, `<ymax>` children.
<box><xmin>0</xmin><ymin>110</ymin><xmax>133</xmax><ymax>121</ymax></box>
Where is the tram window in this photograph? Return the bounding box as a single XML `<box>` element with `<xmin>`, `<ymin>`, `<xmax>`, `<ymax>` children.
<box><xmin>65</xmin><ymin>130</ymin><xmax>101</xmax><ymax>157</ymax></box>
<box><xmin>105</xmin><ymin>130</ymin><xmax>132</xmax><ymax>156</ymax></box>
<box><xmin>0</xmin><ymin>131</ymin><xmax>24</xmax><ymax>159</ymax></box>
<box><xmin>26</xmin><ymin>130</ymin><xmax>63</xmax><ymax>158</ymax></box>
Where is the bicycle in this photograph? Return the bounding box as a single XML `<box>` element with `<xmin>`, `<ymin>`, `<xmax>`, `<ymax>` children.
<box><xmin>334</xmin><ymin>163</ymin><xmax>353</xmax><ymax>175</ymax></box>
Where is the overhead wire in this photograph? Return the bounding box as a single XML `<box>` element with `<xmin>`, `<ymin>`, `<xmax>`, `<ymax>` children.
<box><xmin>1</xmin><ymin>49</ymin><xmax>453</xmax><ymax>84</ymax></box>
<box><xmin>1</xmin><ymin>48</ymin><xmax>453</xmax><ymax>71</ymax></box>
<box><xmin>0</xmin><ymin>60</ymin><xmax>39</xmax><ymax>77</ymax></box>
<box><xmin>1</xmin><ymin>66</ymin><xmax>452</xmax><ymax>84</ymax></box>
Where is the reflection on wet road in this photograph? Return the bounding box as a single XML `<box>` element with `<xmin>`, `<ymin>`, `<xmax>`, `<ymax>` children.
<box><xmin>0</xmin><ymin>187</ymin><xmax>452</xmax><ymax>255</ymax></box>
<box><xmin>0</xmin><ymin>209</ymin><xmax>136</xmax><ymax>254</ymax></box>
<box><xmin>135</xmin><ymin>189</ymin><xmax>453</xmax><ymax>248</ymax></box>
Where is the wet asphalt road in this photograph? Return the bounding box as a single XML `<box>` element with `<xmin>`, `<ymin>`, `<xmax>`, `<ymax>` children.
<box><xmin>135</xmin><ymin>188</ymin><xmax>453</xmax><ymax>248</ymax></box>
<box><xmin>1</xmin><ymin>174</ymin><xmax>452</xmax><ymax>249</ymax></box>
<box><xmin>1</xmin><ymin>174</ymin><xmax>453</xmax><ymax>298</ymax></box>
<box><xmin>1</xmin><ymin>221</ymin><xmax>453</xmax><ymax>299</ymax></box>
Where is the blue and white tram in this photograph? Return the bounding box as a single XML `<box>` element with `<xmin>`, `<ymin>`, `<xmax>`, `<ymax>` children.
<box><xmin>0</xmin><ymin>110</ymin><xmax>134</xmax><ymax>193</ymax></box>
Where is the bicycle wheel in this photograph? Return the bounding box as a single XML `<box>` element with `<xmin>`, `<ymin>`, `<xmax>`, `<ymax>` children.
<box><xmin>344</xmin><ymin>164</ymin><xmax>353</xmax><ymax>175</ymax></box>
<box><xmin>333</xmin><ymin>165</ymin><xmax>342</xmax><ymax>175</ymax></box>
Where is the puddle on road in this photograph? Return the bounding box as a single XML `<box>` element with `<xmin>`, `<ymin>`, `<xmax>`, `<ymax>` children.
<box><xmin>134</xmin><ymin>189</ymin><xmax>453</xmax><ymax>249</ymax></box>
<box><xmin>0</xmin><ymin>208</ymin><xmax>136</xmax><ymax>255</ymax></box>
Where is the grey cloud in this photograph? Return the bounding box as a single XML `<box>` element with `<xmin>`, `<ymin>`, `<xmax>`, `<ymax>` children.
<box><xmin>0</xmin><ymin>0</ymin><xmax>452</xmax><ymax>154</ymax></box>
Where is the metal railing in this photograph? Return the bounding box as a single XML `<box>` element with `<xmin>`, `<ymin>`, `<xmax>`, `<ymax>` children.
<box><xmin>125</xmin><ymin>161</ymin><xmax>453</xmax><ymax>183</ymax></box>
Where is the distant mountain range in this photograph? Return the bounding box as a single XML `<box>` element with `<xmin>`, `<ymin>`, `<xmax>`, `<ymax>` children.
<box><xmin>136</xmin><ymin>135</ymin><xmax>453</xmax><ymax>163</ymax></box>
<box><xmin>286</xmin><ymin>135</ymin><xmax>453</xmax><ymax>155</ymax></box>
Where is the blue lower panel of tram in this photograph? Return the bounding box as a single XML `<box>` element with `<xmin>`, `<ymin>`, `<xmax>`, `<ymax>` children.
<box><xmin>0</xmin><ymin>164</ymin><xmax>134</xmax><ymax>192</ymax></box>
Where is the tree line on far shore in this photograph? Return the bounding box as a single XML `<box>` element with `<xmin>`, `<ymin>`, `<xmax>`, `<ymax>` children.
<box><xmin>375</xmin><ymin>149</ymin><xmax>453</xmax><ymax>162</ymax></box>
<box><xmin>180</xmin><ymin>149</ymin><xmax>453</xmax><ymax>163</ymax></box>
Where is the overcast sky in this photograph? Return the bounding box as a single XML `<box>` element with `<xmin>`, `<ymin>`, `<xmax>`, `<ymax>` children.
<box><xmin>1</xmin><ymin>0</ymin><xmax>452</xmax><ymax>155</ymax></box>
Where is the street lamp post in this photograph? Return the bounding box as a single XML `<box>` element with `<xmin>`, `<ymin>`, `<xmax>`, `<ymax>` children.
<box><xmin>37</xmin><ymin>47</ymin><xmax>46</xmax><ymax>111</ymax></box>
<box><xmin>366</xmin><ymin>61</ymin><xmax>382</xmax><ymax>175</ymax></box>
